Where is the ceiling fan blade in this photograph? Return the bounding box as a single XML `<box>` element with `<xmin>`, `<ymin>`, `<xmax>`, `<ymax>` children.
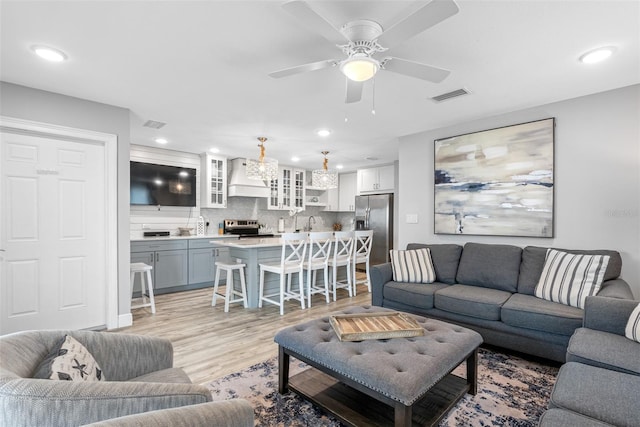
<box><xmin>382</xmin><ymin>57</ymin><xmax>450</xmax><ymax>83</ymax></box>
<box><xmin>376</xmin><ymin>0</ymin><xmax>459</xmax><ymax>49</ymax></box>
<box><xmin>269</xmin><ymin>59</ymin><xmax>337</xmax><ymax>78</ymax></box>
<box><xmin>282</xmin><ymin>0</ymin><xmax>349</xmax><ymax>45</ymax></box>
<box><xmin>345</xmin><ymin>79</ymin><xmax>363</xmax><ymax>104</ymax></box>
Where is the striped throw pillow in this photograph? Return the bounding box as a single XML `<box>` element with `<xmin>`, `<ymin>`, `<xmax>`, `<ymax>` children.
<box><xmin>390</xmin><ymin>248</ymin><xmax>436</xmax><ymax>284</ymax></box>
<box><xmin>625</xmin><ymin>303</ymin><xmax>640</xmax><ymax>343</ymax></box>
<box><xmin>534</xmin><ymin>249</ymin><xmax>610</xmax><ymax>308</ymax></box>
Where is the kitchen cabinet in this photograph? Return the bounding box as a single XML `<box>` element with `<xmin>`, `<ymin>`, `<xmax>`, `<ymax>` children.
<box><xmin>357</xmin><ymin>165</ymin><xmax>395</xmax><ymax>194</ymax></box>
<box><xmin>131</xmin><ymin>240</ymin><xmax>189</xmax><ymax>294</ymax></box>
<box><xmin>267</xmin><ymin>166</ymin><xmax>306</xmax><ymax>210</ymax></box>
<box><xmin>187</xmin><ymin>240</ymin><xmax>229</xmax><ymax>286</ymax></box>
<box><xmin>201</xmin><ymin>153</ymin><xmax>227</xmax><ymax>208</ymax></box>
<box><xmin>323</xmin><ymin>186</ymin><xmax>339</xmax><ymax>211</ymax></box>
<box><xmin>338</xmin><ymin>172</ymin><xmax>357</xmax><ymax>211</ymax></box>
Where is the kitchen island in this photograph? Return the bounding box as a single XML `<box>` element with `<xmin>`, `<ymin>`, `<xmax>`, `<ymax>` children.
<box><xmin>211</xmin><ymin>237</ymin><xmax>291</xmax><ymax>308</ymax></box>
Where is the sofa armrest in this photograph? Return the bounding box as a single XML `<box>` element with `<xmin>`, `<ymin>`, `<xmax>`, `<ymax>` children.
<box><xmin>66</xmin><ymin>331</ymin><xmax>174</xmax><ymax>381</ymax></box>
<box><xmin>596</xmin><ymin>278</ymin><xmax>634</xmax><ymax>299</ymax></box>
<box><xmin>371</xmin><ymin>262</ymin><xmax>393</xmax><ymax>306</ymax></box>
<box><xmin>0</xmin><ymin>378</ymin><xmax>212</xmax><ymax>427</ymax></box>
<box><xmin>583</xmin><ymin>296</ymin><xmax>639</xmax><ymax>335</ymax></box>
<box><xmin>82</xmin><ymin>400</ymin><xmax>254</xmax><ymax>427</ymax></box>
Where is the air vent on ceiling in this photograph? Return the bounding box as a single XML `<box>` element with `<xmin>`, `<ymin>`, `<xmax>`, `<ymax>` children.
<box><xmin>143</xmin><ymin>120</ymin><xmax>166</xmax><ymax>129</ymax></box>
<box><xmin>430</xmin><ymin>88</ymin><xmax>470</xmax><ymax>103</ymax></box>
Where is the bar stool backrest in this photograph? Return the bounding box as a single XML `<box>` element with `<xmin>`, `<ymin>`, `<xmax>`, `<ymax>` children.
<box><xmin>333</xmin><ymin>231</ymin><xmax>355</xmax><ymax>263</ymax></box>
<box><xmin>307</xmin><ymin>232</ymin><xmax>333</xmax><ymax>267</ymax></box>
<box><xmin>280</xmin><ymin>232</ymin><xmax>309</xmax><ymax>268</ymax></box>
<box><xmin>354</xmin><ymin>230</ymin><xmax>374</xmax><ymax>260</ymax></box>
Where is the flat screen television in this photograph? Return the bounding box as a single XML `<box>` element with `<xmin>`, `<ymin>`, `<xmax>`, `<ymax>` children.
<box><xmin>130</xmin><ymin>161</ymin><xmax>197</xmax><ymax>207</ymax></box>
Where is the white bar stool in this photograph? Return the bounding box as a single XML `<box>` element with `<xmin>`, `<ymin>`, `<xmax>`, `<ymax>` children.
<box><xmin>212</xmin><ymin>261</ymin><xmax>248</xmax><ymax>312</ymax></box>
<box><xmin>130</xmin><ymin>262</ymin><xmax>156</xmax><ymax>314</ymax></box>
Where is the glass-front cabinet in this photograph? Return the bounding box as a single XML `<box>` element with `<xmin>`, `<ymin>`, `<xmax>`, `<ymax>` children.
<box><xmin>268</xmin><ymin>166</ymin><xmax>305</xmax><ymax>210</ymax></box>
<box><xmin>201</xmin><ymin>153</ymin><xmax>227</xmax><ymax>208</ymax></box>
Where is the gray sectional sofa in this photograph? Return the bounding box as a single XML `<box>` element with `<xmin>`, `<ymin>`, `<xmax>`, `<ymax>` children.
<box><xmin>538</xmin><ymin>296</ymin><xmax>640</xmax><ymax>427</ymax></box>
<box><xmin>371</xmin><ymin>242</ymin><xmax>634</xmax><ymax>362</ymax></box>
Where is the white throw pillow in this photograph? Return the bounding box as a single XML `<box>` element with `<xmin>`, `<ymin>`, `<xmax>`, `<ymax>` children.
<box><xmin>33</xmin><ymin>335</ymin><xmax>106</xmax><ymax>381</ymax></box>
<box><xmin>625</xmin><ymin>303</ymin><xmax>640</xmax><ymax>343</ymax></box>
<box><xmin>390</xmin><ymin>248</ymin><xmax>436</xmax><ymax>284</ymax></box>
<box><xmin>534</xmin><ymin>249</ymin><xmax>610</xmax><ymax>309</ymax></box>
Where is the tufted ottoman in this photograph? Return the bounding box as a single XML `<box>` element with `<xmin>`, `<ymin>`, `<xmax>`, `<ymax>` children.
<box><xmin>274</xmin><ymin>306</ymin><xmax>483</xmax><ymax>427</ymax></box>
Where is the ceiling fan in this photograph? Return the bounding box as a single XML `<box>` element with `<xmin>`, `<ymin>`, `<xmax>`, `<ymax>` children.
<box><xmin>269</xmin><ymin>0</ymin><xmax>459</xmax><ymax>103</ymax></box>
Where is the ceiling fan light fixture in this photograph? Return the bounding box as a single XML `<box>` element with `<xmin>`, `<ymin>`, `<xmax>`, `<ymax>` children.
<box><xmin>340</xmin><ymin>56</ymin><xmax>379</xmax><ymax>82</ymax></box>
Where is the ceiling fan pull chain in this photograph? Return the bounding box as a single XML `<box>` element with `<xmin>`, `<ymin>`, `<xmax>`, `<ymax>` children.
<box><xmin>371</xmin><ymin>77</ymin><xmax>376</xmax><ymax>115</ymax></box>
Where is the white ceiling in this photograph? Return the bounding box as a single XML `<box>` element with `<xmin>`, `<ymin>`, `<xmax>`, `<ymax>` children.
<box><xmin>1</xmin><ymin>0</ymin><xmax>638</xmax><ymax>171</ymax></box>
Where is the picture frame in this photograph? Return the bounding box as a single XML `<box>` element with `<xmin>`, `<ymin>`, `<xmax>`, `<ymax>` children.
<box><xmin>434</xmin><ymin>118</ymin><xmax>555</xmax><ymax>237</ymax></box>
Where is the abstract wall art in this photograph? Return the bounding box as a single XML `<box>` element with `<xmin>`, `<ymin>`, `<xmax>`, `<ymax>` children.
<box><xmin>434</xmin><ymin>118</ymin><xmax>554</xmax><ymax>237</ymax></box>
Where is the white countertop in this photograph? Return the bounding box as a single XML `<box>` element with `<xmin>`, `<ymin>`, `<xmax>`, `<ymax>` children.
<box><xmin>131</xmin><ymin>234</ymin><xmax>236</xmax><ymax>242</ymax></box>
<box><xmin>210</xmin><ymin>237</ymin><xmax>285</xmax><ymax>248</ymax></box>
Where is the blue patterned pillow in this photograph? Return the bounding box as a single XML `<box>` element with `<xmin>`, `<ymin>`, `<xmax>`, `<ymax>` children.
<box><xmin>33</xmin><ymin>335</ymin><xmax>105</xmax><ymax>381</ymax></box>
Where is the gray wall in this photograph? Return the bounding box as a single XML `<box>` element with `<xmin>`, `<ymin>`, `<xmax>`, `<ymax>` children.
<box><xmin>0</xmin><ymin>81</ymin><xmax>132</xmax><ymax>316</ymax></box>
<box><xmin>398</xmin><ymin>84</ymin><xmax>640</xmax><ymax>298</ymax></box>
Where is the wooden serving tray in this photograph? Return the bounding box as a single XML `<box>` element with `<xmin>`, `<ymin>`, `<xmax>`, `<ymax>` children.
<box><xmin>330</xmin><ymin>311</ymin><xmax>424</xmax><ymax>342</ymax></box>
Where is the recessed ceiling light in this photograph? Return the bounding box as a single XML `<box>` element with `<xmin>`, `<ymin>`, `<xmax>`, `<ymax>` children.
<box><xmin>317</xmin><ymin>129</ymin><xmax>332</xmax><ymax>137</ymax></box>
<box><xmin>336</xmin><ymin>164</ymin><xmax>344</xmax><ymax>170</ymax></box>
<box><xmin>291</xmin><ymin>156</ymin><xmax>300</xmax><ymax>162</ymax></box>
<box><xmin>31</xmin><ymin>45</ymin><xmax>67</xmax><ymax>62</ymax></box>
<box><xmin>365</xmin><ymin>156</ymin><xmax>378</xmax><ymax>161</ymax></box>
<box><xmin>154</xmin><ymin>138</ymin><xmax>168</xmax><ymax>144</ymax></box>
<box><xmin>579</xmin><ymin>46</ymin><xmax>616</xmax><ymax>64</ymax></box>
<box><xmin>209</xmin><ymin>147</ymin><xmax>220</xmax><ymax>153</ymax></box>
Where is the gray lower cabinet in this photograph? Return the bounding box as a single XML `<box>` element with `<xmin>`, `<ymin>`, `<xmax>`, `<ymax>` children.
<box><xmin>188</xmin><ymin>239</ymin><xmax>229</xmax><ymax>286</ymax></box>
<box><xmin>130</xmin><ymin>240</ymin><xmax>189</xmax><ymax>295</ymax></box>
<box><xmin>131</xmin><ymin>238</ymin><xmax>228</xmax><ymax>296</ymax></box>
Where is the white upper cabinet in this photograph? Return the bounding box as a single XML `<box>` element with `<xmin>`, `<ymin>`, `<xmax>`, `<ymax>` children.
<box><xmin>357</xmin><ymin>165</ymin><xmax>395</xmax><ymax>194</ymax></box>
<box><xmin>338</xmin><ymin>172</ymin><xmax>357</xmax><ymax>211</ymax></box>
<box><xmin>268</xmin><ymin>166</ymin><xmax>306</xmax><ymax>210</ymax></box>
<box><xmin>201</xmin><ymin>153</ymin><xmax>227</xmax><ymax>208</ymax></box>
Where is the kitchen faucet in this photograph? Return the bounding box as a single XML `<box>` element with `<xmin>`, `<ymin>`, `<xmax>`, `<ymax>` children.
<box><xmin>306</xmin><ymin>215</ymin><xmax>316</xmax><ymax>232</ymax></box>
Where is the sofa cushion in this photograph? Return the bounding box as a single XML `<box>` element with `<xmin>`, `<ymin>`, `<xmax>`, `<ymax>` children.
<box><xmin>455</xmin><ymin>243</ymin><xmax>522</xmax><ymax>292</ymax></box>
<box><xmin>624</xmin><ymin>303</ymin><xmax>640</xmax><ymax>343</ymax></box>
<box><xmin>434</xmin><ymin>284</ymin><xmax>512</xmax><ymax>321</ymax></box>
<box><xmin>390</xmin><ymin>248</ymin><xmax>435</xmax><ymax>283</ymax></box>
<box><xmin>566</xmin><ymin>328</ymin><xmax>640</xmax><ymax>375</ymax></box>
<box><xmin>33</xmin><ymin>335</ymin><xmax>106</xmax><ymax>381</ymax></box>
<box><xmin>501</xmin><ymin>294</ymin><xmax>583</xmax><ymax>336</ymax></box>
<box><xmin>383</xmin><ymin>282</ymin><xmax>449</xmax><ymax>309</ymax></box>
<box><xmin>406</xmin><ymin>243</ymin><xmax>462</xmax><ymax>285</ymax></box>
<box><xmin>518</xmin><ymin>246</ymin><xmax>622</xmax><ymax>295</ymax></box>
<box><xmin>549</xmin><ymin>362</ymin><xmax>640</xmax><ymax>427</ymax></box>
<box><xmin>535</xmin><ymin>249</ymin><xmax>610</xmax><ymax>309</ymax></box>
<box><xmin>539</xmin><ymin>408</ymin><xmax>615</xmax><ymax>427</ymax></box>
<box><xmin>129</xmin><ymin>367</ymin><xmax>193</xmax><ymax>384</ymax></box>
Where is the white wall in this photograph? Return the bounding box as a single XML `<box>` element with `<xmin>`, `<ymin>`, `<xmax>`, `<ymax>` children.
<box><xmin>398</xmin><ymin>85</ymin><xmax>640</xmax><ymax>298</ymax></box>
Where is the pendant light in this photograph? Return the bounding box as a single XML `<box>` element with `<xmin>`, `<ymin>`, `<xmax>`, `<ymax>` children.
<box><xmin>311</xmin><ymin>151</ymin><xmax>338</xmax><ymax>189</ymax></box>
<box><xmin>246</xmin><ymin>137</ymin><xmax>278</xmax><ymax>181</ymax></box>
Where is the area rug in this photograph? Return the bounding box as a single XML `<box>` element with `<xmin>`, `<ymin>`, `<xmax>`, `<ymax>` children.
<box><xmin>206</xmin><ymin>348</ymin><xmax>558</xmax><ymax>426</ymax></box>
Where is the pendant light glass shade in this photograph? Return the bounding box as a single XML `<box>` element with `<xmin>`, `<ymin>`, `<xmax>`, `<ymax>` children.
<box><xmin>311</xmin><ymin>151</ymin><xmax>338</xmax><ymax>189</ymax></box>
<box><xmin>246</xmin><ymin>137</ymin><xmax>278</xmax><ymax>181</ymax></box>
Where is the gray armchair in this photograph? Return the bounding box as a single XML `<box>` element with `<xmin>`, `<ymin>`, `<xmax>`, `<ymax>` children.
<box><xmin>0</xmin><ymin>330</ymin><xmax>253</xmax><ymax>426</ymax></box>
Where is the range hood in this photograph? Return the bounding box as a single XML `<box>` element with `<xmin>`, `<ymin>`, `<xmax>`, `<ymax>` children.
<box><xmin>227</xmin><ymin>158</ymin><xmax>270</xmax><ymax>198</ymax></box>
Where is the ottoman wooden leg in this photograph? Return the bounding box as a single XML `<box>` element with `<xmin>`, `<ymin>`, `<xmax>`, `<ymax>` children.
<box><xmin>394</xmin><ymin>403</ymin><xmax>412</xmax><ymax>427</ymax></box>
<box><xmin>467</xmin><ymin>348</ymin><xmax>478</xmax><ymax>395</ymax></box>
<box><xmin>278</xmin><ymin>346</ymin><xmax>290</xmax><ymax>394</ymax></box>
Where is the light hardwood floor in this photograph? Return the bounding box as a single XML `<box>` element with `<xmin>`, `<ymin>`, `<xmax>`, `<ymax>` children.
<box><xmin>112</xmin><ymin>282</ymin><xmax>371</xmax><ymax>384</ymax></box>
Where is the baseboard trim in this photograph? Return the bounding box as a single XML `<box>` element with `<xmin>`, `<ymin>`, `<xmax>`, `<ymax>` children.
<box><xmin>118</xmin><ymin>313</ymin><xmax>133</xmax><ymax>328</ymax></box>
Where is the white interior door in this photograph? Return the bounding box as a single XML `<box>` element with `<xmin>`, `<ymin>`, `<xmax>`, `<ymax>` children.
<box><xmin>1</xmin><ymin>129</ymin><xmax>109</xmax><ymax>334</ymax></box>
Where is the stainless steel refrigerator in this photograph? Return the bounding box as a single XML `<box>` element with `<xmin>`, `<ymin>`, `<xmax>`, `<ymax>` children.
<box><xmin>355</xmin><ymin>194</ymin><xmax>394</xmax><ymax>265</ymax></box>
